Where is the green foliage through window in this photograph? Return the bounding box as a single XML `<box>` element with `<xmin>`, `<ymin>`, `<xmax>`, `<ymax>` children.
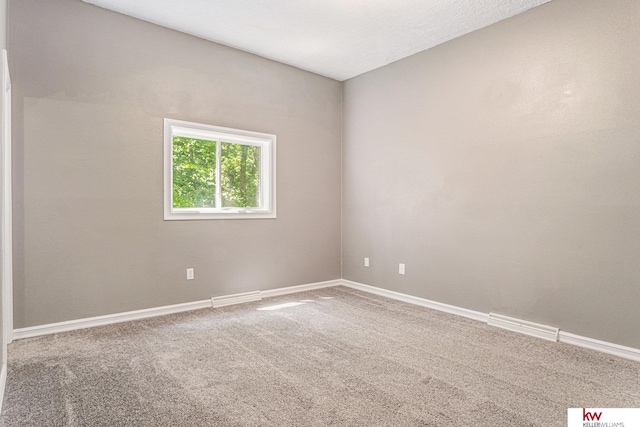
<box><xmin>172</xmin><ymin>137</ymin><xmax>217</xmax><ymax>208</ymax></box>
<box><xmin>172</xmin><ymin>137</ymin><xmax>261</xmax><ymax>209</ymax></box>
<box><xmin>221</xmin><ymin>142</ymin><xmax>260</xmax><ymax>208</ymax></box>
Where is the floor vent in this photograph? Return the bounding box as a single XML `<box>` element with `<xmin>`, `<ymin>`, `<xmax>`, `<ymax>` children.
<box><xmin>488</xmin><ymin>313</ymin><xmax>559</xmax><ymax>342</ymax></box>
<box><xmin>212</xmin><ymin>291</ymin><xmax>262</xmax><ymax>308</ymax></box>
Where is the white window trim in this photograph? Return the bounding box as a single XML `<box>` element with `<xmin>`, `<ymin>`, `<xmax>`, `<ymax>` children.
<box><xmin>164</xmin><ymin>118</ymin><xmax>276</xmax><ymax>220</ymax></box>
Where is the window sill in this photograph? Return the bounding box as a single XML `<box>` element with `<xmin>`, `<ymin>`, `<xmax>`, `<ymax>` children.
<box><xmin>164</xmin><ymin>209</ymin><xmax>276</xmax><ymax>220</ymax></box>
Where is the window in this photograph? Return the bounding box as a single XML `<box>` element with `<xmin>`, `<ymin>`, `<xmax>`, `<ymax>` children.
<box><xmin>164</xmin><ymin>119</ymin><xmax>276</xmax><ymax>220</ymax></box>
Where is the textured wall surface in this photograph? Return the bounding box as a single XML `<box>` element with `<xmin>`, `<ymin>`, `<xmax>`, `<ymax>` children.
<box><xmin>343</xmin><ymin>0</ymin><xmax>640</xmax><ymax>348</ymax></box>
<box><xmin>9</xmin><ymin>0</ymin><xmax>342</xmax><ymax>328</ymax></box>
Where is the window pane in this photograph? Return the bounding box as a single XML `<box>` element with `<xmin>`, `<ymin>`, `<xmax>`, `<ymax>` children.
<box><xmin>220</xmin><ymin>142</ymin><xmax>261</xmax><ymax>208</ymax></box>
<box><xmin>172</xmin><ymin>137</ymin><xmax>217</xmax><ymax>208</ymax></box>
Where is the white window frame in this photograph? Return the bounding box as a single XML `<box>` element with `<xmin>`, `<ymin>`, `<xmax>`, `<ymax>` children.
<box><xmin>164</xmin><ymin>118</ymin><xmax>276</xmax><ymax>220</ymax></box>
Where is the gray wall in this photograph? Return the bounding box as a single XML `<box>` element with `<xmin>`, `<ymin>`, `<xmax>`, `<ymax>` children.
<box><xmin>9</xmin><ymin>0</ymin><xmax>342</xmax><ymax>328</ymax></box>
<box><xmin>343</xmin><ymin>0</ymin><xmax>640</xmax><ymax>348</ymax></box>
<box><xmin>0</xmin><ymin>0</ymin><xmax>6</xmax><ymax>370</ymax></box>
<box><xmin>0</xmin><ymin>0</ymin><xmax>4</xmax><ymax>49</ymax></box>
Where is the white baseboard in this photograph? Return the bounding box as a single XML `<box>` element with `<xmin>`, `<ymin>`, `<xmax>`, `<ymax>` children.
<box><xmin>13</xmin><ymin>299</ymin><xmax>213</xmax><ymax>340</ymax></box>
<box><xmin>559</xmin><ymin>331</ymin><xmax>640</xmax><ymax>362</ymax></box>
<box><xmin>12</xmin><ymin>279</ymin><xmax>342</xmax><ymax>340</ymax></box>
<box><xmin>340</xmin><ymin>279</ymin><xmax>640</xmax><ymax>362</ymax></box>
<box><xmin>488</xmin><ymin>312</ymin><xmax>559</xmax><ymax>342</ymax></box>
<box><xmin>211</xmin><ymin>280</ymin><xmax>342</xmax><ymax>308</ymax></box>
<box><xmin>261</xmin><ymin>279</ymin><xmax>341</xmax><ymax>298</ymax></box>
<box><xmin>10</xmin><ymin>278</ymin><xmax>640</xmax><ymax>363</ymax></box>
<box><xmin>340</xmin><ymin>280</ymin><xmax>488</xmax><ymax>323</ymax></box>
<box><xmin>0</xmin><ymin>362</ymin><xmax>7</xmax><ymax>413</ymax></box>
<box><xmin>212</xmin><ymin>290</ymin><xmax>261</xmax><ymax>308</ymax></box>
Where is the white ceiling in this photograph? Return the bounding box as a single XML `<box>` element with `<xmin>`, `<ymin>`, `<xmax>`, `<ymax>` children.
<box><xmin>82</xmin><ymin>0</ymin><xmax>551</xmax><ymax>81</ymax></box>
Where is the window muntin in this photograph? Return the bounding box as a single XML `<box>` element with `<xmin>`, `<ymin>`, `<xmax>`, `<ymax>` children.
<box><xmin>164</xmin><ymin>119</ymin><xmax>275</xmax><ymax>220</ymax></box>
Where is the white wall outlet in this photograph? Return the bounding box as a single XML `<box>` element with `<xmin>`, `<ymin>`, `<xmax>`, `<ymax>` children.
<box><xmin>186</xmin><ymin>268</ymin><xmax>194</xmax><ymax>280</ymax></box>
<box><xmin>364</xmin><ymin>257</ymin><xmax>370</xmax><ymax>267</ymax></box>
<box><xmin>399</xmin><ymin>263</ymin><xmax>405</xmax><ymax>275</ymax></box>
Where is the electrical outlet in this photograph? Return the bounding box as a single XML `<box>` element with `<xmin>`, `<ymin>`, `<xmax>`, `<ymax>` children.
<box><xmin>399</xmin><ymin>263</ymin><xmax>405</xmax><ymax>275</ymax></box>
<box><xmin>364</xmin><ymin>257</ymin><xmax>370</xmax><ymax>267</ymax></box>
<box><xmin>186</xmin><ymin>268</ymin><xmax>194</xmax><ymax>280</ymax></box>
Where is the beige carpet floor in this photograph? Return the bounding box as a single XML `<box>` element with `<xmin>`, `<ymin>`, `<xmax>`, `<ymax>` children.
<box><xmin>1</xmin><ymin>286</ymin><xmax>639</xmax><ymax>426</ymax></box>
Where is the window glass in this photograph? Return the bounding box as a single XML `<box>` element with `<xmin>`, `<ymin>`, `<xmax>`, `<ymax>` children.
<box><xmin>220</xmin><ymin>142</ymin><xmax>261</xmax><ymax>208</ymax></box>
<box><xmin>172</xmin><ymin>137</ymin><xmax>217</xmax><ymax>208</ymax></box>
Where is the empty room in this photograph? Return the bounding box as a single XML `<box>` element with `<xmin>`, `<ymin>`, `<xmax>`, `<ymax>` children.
<box><xmin>0</xmin><ymin>0</ymin><xmax>639</xmax><ymax>425</ymax></box>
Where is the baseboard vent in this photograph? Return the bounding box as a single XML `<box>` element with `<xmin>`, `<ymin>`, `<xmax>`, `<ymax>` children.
<box><xmin>488</xmin><ymin>313</ymin><xmax>559</xmax><ymax>342</ymax></box>
<box><xmin>212</xmin><ymin>291</ymin><xmax>262</xmax><ymax>308</ymax></box>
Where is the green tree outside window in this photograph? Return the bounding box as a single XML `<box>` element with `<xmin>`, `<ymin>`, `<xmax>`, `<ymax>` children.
<box><xmin>172</xmin><ymin>137</ymin><xmax>261</xmax><ymax>209</ymax></box>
